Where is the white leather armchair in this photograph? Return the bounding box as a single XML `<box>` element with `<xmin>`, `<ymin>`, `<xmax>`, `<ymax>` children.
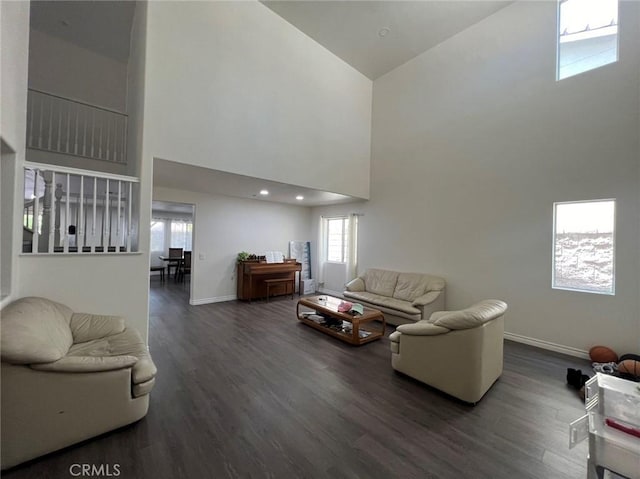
<box><xmin>389</xmin><ymin>300</ymin><xmax>507</xmax><ymax>404</ymax></box>
<box><xmin>1</xmin><ymin>297</ymin><xmax>157</xmax><ymax>469</ymax></box>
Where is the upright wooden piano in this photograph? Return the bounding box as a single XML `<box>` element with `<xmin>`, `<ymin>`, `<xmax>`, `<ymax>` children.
<box><xmin>237</xmin><ymin>260</ymin><xmax>302</xmax><ymax>301</ymax></box>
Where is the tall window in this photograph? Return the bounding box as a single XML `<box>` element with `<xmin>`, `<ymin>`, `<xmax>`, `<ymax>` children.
<box><xmin>150</xmin><ymin>221</ymin><xmax>165</xmax><ymax>252</ymax></box>
<box><xmin>557</xmin><ymin>0</ymin><xmax>619</xmax><ymax>80</ymax></box>
<box><xmin>150</xmin><ymin>217</ymin><xmax>192</xmax><ymax>253</ymax></box>
<box><xmin>553</xmin><ymin>199</ymin><xmax>615</xmax><ymax>294</ymax></box>
<box><xmin>326</xmin><ymin>217</ymin><xmax>349</xmax><ymax>263</ymax></box>
<box><xmin>170</xmin><ymin>220</ymin><xmax>193</xmax><ymax>251</ymax></box>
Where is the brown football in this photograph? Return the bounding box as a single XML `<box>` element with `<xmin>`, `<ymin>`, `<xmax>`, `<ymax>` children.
<box><xmin>618</xmin><ymin>359</ymin><xmax>640</xmax><ymax>378</ymax></box>
<box><xmin>589</xmin><ymin>345</ymin><xmax>618</xmax><ymax>363</ymax></box>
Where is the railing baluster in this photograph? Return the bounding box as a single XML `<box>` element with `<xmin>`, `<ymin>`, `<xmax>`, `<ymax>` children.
<box><xmin>65</xmin><ymin>106</ymin><xmax>71</xmax><ymax>153</ymax></box>
<box><xmin>27</xmin><ymin>93</ymin><xmax>34</xmax><ymax>147</ymax></box>
<box><xmin>79</xmin><ymin>176</ymin><xmax>84</xmax><ymax>252</ymax></box>
<box><xmin>117</xmin><ymin>180</ymin><xmax>122</xmax><ymax>250</ymax></box>
<box><xmin>92</xmin><ymin>176</ymin><xmax>97</xmax><ymax>252</ymax></box>
<box><xmin>64</xmin><ymin>174</ymin><xmax>70</xmax><ymax>253</ymax></box>
<box><xmin>48</xmin><ymin>172</ymin><xmax>55</xmax><ymax>253</ymax></box>
<box><xmin>89</xmin><ymin>109</ymin><xmax>95</xmax><ymax>158</ymax></box>
<box><xmin>98</xmin><ymin>112</ymin><xmax>103</xmax><ymax>160</ymax></box>
<box><xmin>105</xmin><ymin>114</ymin><xmax>111</xmax><ymax>162</ymax></box>
<box><xmin>32</xmin><ymin>170</ymin><xmax>40</xmax><ymax>253</ymax></box>
<box><xmin>56</xmin><ymin>104</ymin><xmax>62</xmax><ymax>151</ymax></box>
<box><xmin>74</xmin><ymin>104</ymin><xmax>79</xmax><ymax>155</ymax></box>
<box><xmin>38</xmin><ymin>95</ymin><xmax>44</xmax><ymax>148</ymax></box>
<box><xmin>104</xmin><ymin>179</ymin><xmax>110</xmax><ymax>251</ymax></box>
<box><xmin>127</xmin><ymin>182</ymin><xmax>132</xmax><ymax>252</ymax></box>
<box><xmin>47</xmin><ymin>97</ymin><xmax>54</xmax><ymax>151</ymax></box>
<box><xmin>82</xmin><ymin>106</ymin><xmax>88</xmax><ymax>157</ymax></box>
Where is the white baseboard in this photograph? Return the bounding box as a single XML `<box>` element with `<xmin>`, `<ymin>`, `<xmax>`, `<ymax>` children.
<box><xmin>504</xmin><ymin>332</ymin><xmax>590</xmax><ymax>360</ymax></box>
<box><xmin>190</xmin><ymin>295</ymin><xmax>236</xmax><ymax>305</ymax></box>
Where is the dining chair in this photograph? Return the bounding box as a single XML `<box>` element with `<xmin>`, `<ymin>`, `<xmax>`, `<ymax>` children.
<box><xmin>178</xmin><ymin>251</ymin><xmax>192</xmax><ymax>284</ymax></box>
<box><xmin>167</xmin><ymin>248</ymin><xmax>183</xmax><ymax>279</ymax></box>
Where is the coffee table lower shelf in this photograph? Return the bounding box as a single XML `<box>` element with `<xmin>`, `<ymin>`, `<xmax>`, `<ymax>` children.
<box><xmin>296</xmin><ymin>297</ymin><xmax>385</xmax><ymax>346</ymax></box>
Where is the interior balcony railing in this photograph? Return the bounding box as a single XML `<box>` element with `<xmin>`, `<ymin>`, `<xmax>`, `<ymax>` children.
<box><xmin>23</xmin><ymin>162</ymin><xmax>139</xmax><ymax>254</ymax></box>
<box><xmin>26</xmin><ymin>89</ymin><xmax>128</xmax><ymax>165</ymax></box>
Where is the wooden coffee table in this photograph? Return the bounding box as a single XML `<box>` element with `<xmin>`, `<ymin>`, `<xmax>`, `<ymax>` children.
<box><xmin>296</xmin><ymin>295</ymin><xmax>385</xmax><ymax>346</ymax></box>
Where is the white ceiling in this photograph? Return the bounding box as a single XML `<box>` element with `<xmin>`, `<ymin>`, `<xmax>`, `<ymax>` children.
<box><xmin>29</xmin><ymin>1</ymin><xmax>135</xmax><ymax>63</ymax></box>
<box><xmin>261</xmin><ymin>0</ymin><xmax>511</xmax><ymax>79</ymax></box>
<box><xmin>153</xmin><ymin>159</ymin><xmax>361</xmax><ymax>207</ymax></box>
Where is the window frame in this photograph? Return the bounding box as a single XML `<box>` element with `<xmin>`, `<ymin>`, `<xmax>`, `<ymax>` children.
<box><xmin>552</xmin><ymin>198</ymin><xmax>616</xmax><ymax>295</ymax></box>
<box><xmin>556</xmin><ymin>0</ymin><xmax>620</xmax><ymax>81</ymax></box>
<box><xmin>324</xmin><ymin>216</ymin><xmax>349</xmax><ymax>264</ymax></box>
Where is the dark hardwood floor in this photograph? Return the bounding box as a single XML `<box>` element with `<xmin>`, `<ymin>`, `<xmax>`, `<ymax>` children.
<box><xmin>5</xmin><ymin>280</ymin><xmax>595</xmax><ymax>479</ymax></box>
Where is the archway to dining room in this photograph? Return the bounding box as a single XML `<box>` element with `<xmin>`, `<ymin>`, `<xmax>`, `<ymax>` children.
<box><xmin>149</xmin><ymin>200</ymin><xmax>195</xmax><ymax>304</ymax></box>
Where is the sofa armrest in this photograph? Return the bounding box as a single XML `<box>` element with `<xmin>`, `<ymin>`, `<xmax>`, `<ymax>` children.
<box><xmin>412</xmin><ymin>290</ymin><xmax>442</xmax><ymax>307</ymax></box>
<box><xmin>396</xmin><ymin>322</ymin><xmax>450</xmax><ymax>336</ymax></box>
<box><xmin>30</xmin><ymin>355</ymin><xmax>138</xmax><ymax>373</ymax></box>
<box><xmin>70</xmin><ymin>313</ymin><xmax>126</xmax><ymax>343</ymax></box>
<box><xmin>345</xmin><ymin>277</ymin><xmax>365</xmax><ymax>292</ymax></box>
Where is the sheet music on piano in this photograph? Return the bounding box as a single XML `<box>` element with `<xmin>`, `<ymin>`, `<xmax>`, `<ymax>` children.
<box><xmin>265</xmin><ymin>251</ymin><xmax>284</xmax><ymax>264</ymax></box>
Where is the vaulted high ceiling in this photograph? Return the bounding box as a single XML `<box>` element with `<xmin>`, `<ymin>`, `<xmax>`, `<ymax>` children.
<box><xmin>261</xmin><ymin>1</ymin><xmax>511</xmax><ymax>79</ymax></box>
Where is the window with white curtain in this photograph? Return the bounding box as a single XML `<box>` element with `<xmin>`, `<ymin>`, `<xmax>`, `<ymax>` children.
<box><xmin>150</xmin><ymin>221</ymin><xmax>165</xmax><ymax>252</ymax></box>
<box><xmin>326</xmin><ymin>217</ymin><xmax>349</xmax><ymax>263</ymax></box>
<box><xmin>170</xmin><ymin>220</ymin><xmax>193</xmax><ymax>251</ymax></box>
<box><xmin>319</xmin><ymin>215</ymin><xmax>359</xmax><ymax>292</ymax></box>
<box><xmin>150</xmin><ymin>217</ymin><xmax>193</xmax><ymax>253</ymax></box>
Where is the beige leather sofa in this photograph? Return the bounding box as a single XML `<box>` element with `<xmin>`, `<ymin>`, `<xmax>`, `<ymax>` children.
<box><xmin>390</xmin><ymin>299</ymin><xmax>507</xmax><ymax>404</ymax></box>
<box><xmin>343</xmin><ymin>269</ymin><xmax>445</xmax><ymax>326</ymax></box>
<box><xmin>1</xmin><ymin>297</ymin><xmax>157</xmax><ymax>469</ymax></box>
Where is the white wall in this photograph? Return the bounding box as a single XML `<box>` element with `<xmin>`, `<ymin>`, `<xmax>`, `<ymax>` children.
<box><xmin>18</xmin><ymin>254</ymin><xmax>150</xmax><ymax>336</ymax></box>
<box><xmin>12</xmin><ymin>3</ymin><xmax>152</xmax><ymax>343</ymax></box>
<box><xmin>28</xmin><ymin>29</ymin><xmax>128</xmax><ymax>113</ymax></box>
<box><xmin>126</xmin><ymin>1</ymin><xmax>147</xmax><ymax>179</ymax></box>
<box><xmin>363</xmin><ymin>0</ymin><xmax>640</xmax><ymax>354</ymax></box>
<box><xmin>144</xmin><ymin>1</ymin><xmax>372</xmax><ymax>199</ymax></box>
<box><xmin>153</xmin><ymin>186</ymin><xmax>312</xmax><ymax>304</ymax></box>
<box><xmin>0</xmin><ymin>0</ymin><xmax>30</xmax><ymax>306</ymax></box>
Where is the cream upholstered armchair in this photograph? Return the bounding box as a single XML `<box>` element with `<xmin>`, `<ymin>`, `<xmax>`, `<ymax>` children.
<box><xmin>1</xmin><ymin>297</ymin><xmax>157</xmax><ymax>469</ymax></box>
<box><xmin>389</xmin><ymin>300</ymin><xmax>507</xmax><ymax>404</ymax></box>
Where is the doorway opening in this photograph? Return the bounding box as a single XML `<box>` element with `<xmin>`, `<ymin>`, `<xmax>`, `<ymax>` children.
<box><xmin>149</xmin><ymin>200</ymin><xmax>195</xmax><ymax>302</ymax></box>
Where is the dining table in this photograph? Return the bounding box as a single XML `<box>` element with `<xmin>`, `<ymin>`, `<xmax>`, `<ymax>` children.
<box><xmin>158</xmin><ymin>255</ymin><xmax>184</xmax><ymax>281</ymax></box>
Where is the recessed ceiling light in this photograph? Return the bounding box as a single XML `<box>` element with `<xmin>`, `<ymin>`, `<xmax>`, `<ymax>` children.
<box><xmin>296</xmin><ymin>195</ymin><xmax>304</xmax><ymax>201</ymax></box>
<box><xmin>378</xmin><ymin>27</ymin><xmax>390</xmax><ymax>38</ymax></box>
<box><xmin>259</xmin><ymin>190</ymin><xmax>269</xmax><ymax>196</ymax></box>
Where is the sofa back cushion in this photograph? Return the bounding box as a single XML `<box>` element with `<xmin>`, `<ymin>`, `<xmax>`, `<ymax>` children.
<box><xmin>1</xmin><ymin>297</ymin><xmax>74</xmax><ymax>364</ymax></box>
<box><xmin>429</xmin><ymin>299</ymin><xmax>507</xmax><ymax>330</ymax></box>
<box><xmin>362</xmin><ymin>269</ymin><xmax>399</xmax><ymax>297</ymax></box>
<box><xmin>393</xmin><ymin>273</ymin><xmax>445</xmax><ymax>302</ymax></box>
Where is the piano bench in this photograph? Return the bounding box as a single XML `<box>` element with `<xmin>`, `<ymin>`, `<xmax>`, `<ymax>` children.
<box><xmin>264</xmin><ymin>278</ymin><xmax>294</xmax><ymax>302</ymax></box>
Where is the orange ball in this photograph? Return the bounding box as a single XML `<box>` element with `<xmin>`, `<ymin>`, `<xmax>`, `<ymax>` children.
<box><xmin>589</xmin><ymin>345</ymin><xmax>618</xmax><ymax>363</ymax></box>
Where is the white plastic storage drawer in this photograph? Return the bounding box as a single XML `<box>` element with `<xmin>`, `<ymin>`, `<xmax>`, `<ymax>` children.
<box><xmin>588</xmin><ymin>412</ymin><xmax>640</xmax><ymax>479</ymax></box>
<box><xmin>590</xmin><ymin>373</ymin><xmax>640</xmax><ymax>427</ymax></box>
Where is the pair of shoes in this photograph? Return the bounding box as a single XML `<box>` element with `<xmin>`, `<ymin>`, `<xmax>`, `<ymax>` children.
<box><xmin>593</xmin><ymin>362</ymin><xmax>618</xmax><ymax>374</ymax></box>
<box><xmin>567</xmin><ymin>368</ymin><xmax>590</xmax><ymax>389</ymax></box>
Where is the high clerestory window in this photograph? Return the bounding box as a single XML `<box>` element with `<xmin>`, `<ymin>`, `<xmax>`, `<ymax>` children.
<box><xmin>557</xmin><ymin>0</ymin><xmax>619</xmax><ymax>80</ymax></box>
